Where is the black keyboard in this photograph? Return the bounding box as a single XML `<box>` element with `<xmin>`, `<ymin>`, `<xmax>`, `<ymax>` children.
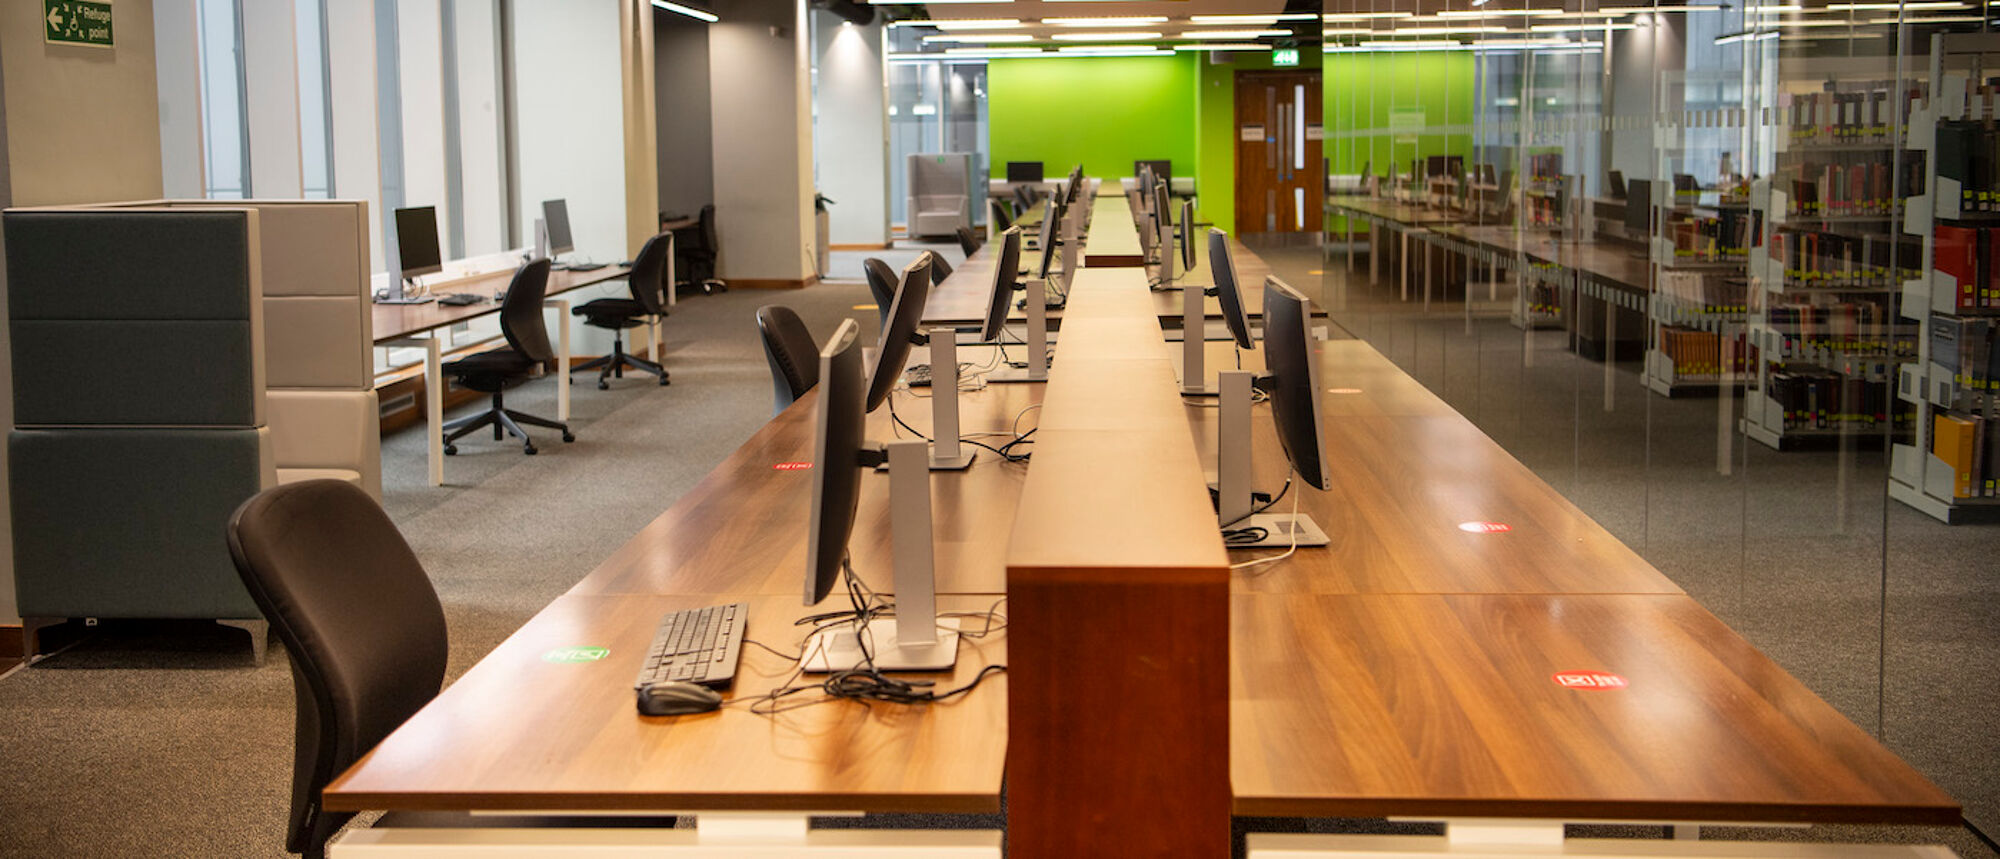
<box><xmin>905</xmin><ymin>364</ymin><xmax>933</xmax><ymax>388</ymax></box>
<box><xmin>634</xmin><ymin>602</ymin><xmax>746</xmax><ymax>690</ymax></box>
<box><xmin>437</xmin><ymin>293</ymin><xmax>484</xmax><ymax>306</ymax></box>
<box><xmin>566</xmin><ymin>262</ymin><xmax>609</xmax><ymax>272</ymax></box>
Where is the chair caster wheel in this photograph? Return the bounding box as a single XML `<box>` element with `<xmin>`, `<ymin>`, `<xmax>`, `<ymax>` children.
<box><xmin>598</xmin><ymin>381</ymin><xmax>610</xmax><ymax>390</ymax></box>
<box><xmin>444</xmin><ymin>445</ymin><xmax>458</xmax><ymax>456</ymax></box>
<box><xmin>562</xmin><ymin>433</ymin><xmax>576</xmax><ymax>443</ymax></box>
<box><xmin>524</xmin><ymin>446</ymin><xmax>538</xmax><ymax>456</ymax></box>
<box><xmin>659</xmin><ymin>377</ymin><xmax>670</xmax><ymax>386</ymax></box>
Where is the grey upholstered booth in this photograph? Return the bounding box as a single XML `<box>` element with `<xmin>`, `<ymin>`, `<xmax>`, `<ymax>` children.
<box><xmin>907</xmin><ymin>153</ymin><xmax>973</xmax><ymax>238</ymax></box>
<box><xmin>6</xmin><ymin>207</ymin><xmax>277</xmax><ymax>660</ymax></box>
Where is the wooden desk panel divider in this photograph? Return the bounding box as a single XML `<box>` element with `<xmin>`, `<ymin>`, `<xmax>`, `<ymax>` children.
<box><xmin>1004</xmin><ymin>268</ymin><xmax>1232</xmax><ymax>858</ymax></box>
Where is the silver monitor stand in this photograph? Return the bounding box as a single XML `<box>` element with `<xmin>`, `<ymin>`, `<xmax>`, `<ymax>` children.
<box><xmin>987</xmin><ymin>277</ymin><xmax>1050</xmax><ymax>383</ymax></box>
<box><xmin>925</xmin><ymin>329</ymin><xmax>976</xmax><ymax>470</ymax></box>
<box><xmin>802</xmin><ymin>439</ymin><xmax>962</xmax><ymax>672</ymax></box>
<box><xmin>1215</xmin><ymin>371</ymin><xmax>1328</xmax><ymax>548</ymax></box>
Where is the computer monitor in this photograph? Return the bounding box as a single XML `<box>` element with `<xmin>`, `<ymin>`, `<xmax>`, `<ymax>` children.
<box><xmin>983</xmin><ymin>228</ymin><xmax>1023</xmax><ymax>342</ymax></box>
<box><xmin>1036</xmin><ymin>198</ymin><xmax>1062</xmax><ymax>279</ymax></box>
<box><xmin>1207</xmin><ymin>228</ymin><xmax>1253</xmax><ymax>350</ymax></box>
<box><xmin>1426</xmin><ymin>155</ymin><xmax>1448</xmax><ymax>180</ymax></box>
<box><xmin>1673</xmin><ymin>173</ymin><xmax>1699</xmax><ymax>196</ymax></box>
<box><xmin>806</xmin><ymin>318</ymin><xmax>868</xmax><ymax>606</ymax></box>
<box><xmin>394</xmin><ymin>206</ymin><xmax>443</xmax><ymax>280</ymax></box>
<box><xmin>1606</xmin><ymin>170</ymin><xmax>1628</xmax><ymax>200</ymax></box>
<box><xmin>1626</xmin><ymin>178</ymin><xmax>1652</xmax><ymax>233</ymax></box>
<box><xmin>1006</xmin><ymin>161</ymin><xmax>1044</xmax><ymax>184</ymax></box>
<box><xmin>1135</xmin><ymin>160</ymin><xmax>1170</xmax><ymax>187</ymax></box>
<box><xmin>865</xmin><ymin>254</ymin><xmax>933</xmax><ymax>413</ymax></box>
<box><xmin>1259</xmin><ymin>277</ymin><xmax>1332</xmax><ymax>492</ymax></box>
<box><xmin>1065</xmin><ymin>164</ymin><xmax>1084</xmax><ymax>203</ymax></box>
<box><xmin>541</xmin><ymin>199</ymin><xmax>575</xmax><ymax>257</ymax></box>
<box><xmin>1179</xmin><ymin>199</ymin><xmax>1197</xmax><ymax>273</ymax></box>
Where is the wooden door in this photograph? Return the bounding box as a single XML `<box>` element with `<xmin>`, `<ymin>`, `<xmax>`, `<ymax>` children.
<box><xmin>1235</xmin><ymin>70</ymin><xmax>1324</xmax><ymax>234</ymax></box>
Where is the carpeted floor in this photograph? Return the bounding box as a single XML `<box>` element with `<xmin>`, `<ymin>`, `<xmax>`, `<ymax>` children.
<box><xmin>0</xmin><ymin>236</ymin><xmax>1991</xmax><ymax>858</ymax></box>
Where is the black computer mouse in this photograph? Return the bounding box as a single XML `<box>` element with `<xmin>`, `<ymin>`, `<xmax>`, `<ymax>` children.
<box><xmin>636</xmin><ymin>681</ymin><xmax>722</xmax><ymax>716</ymax></box>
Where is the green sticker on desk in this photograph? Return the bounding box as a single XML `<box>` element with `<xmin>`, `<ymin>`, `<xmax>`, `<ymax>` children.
<box><xmin>543</xmin><ymin>646</ymin><xmax>611</xmax><ymax>664</ymax></box>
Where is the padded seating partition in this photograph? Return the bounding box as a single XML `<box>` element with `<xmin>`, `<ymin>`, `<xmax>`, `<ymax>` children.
<box><xmin>110</xmin><ymin>200</ymin><xmax>381</xmax><ymax>499</ymax></box>
<box><xmin>5</xmin><ymin>207</ymin><xmax>277</xmax><ymax>658</ymax></box>
<box><xmin>907</xmin><ymin>153</ymin><xmax>972</xmax><ymax>238</ymax></box>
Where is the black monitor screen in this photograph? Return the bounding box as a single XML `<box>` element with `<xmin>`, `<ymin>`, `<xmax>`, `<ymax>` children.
<box><xmin>394</xmin><ymin>206</ymin><xmax>443</xmax><ymax>278</ymax></box>
<box><xmin>541</xmin><ymin>199</ymin><xmax>574</xmax><ymax>256</ymax></box>
<box><xmin>1037</xmin><ymin>200</ymin><xmax>1061</xmax><ymax>279</ymax></box>
<box><xmin>984</xmin><ymin>229</ymin><xmax>1022</xmax><ymax>342</ymax></box>
<box><xmin>1626</xmin><ymin>179</ymin><xmax>1651</xmax><ymax>233</ymax></box>
<box><xmin>805</xmin><ymin>318</ymin><xmax>866</xmax><ymax>605</ymax></box>
<box><xmin>1606</xmin><ymin>170</ymin><xmax>1628</xmax><ymax>200</ymax></box>
<box><xmin>1135</xmin><ymin>160</ymin><xmax>1170</xmax><ymax>186</ymax></box>
<box><xmin>1261</xmin><ymin>277</ymin><xmax>1330</xmax><ymax>491</ymax></box>
<box><xmin>1006</xmin><ymin>161</ymin><xmax>1044</xmax><ymax>184</ymax></box>
<box><xmin>866</xmin><ymin>255</ymin><xmax>932</xmax><ymax>413</ymax></box>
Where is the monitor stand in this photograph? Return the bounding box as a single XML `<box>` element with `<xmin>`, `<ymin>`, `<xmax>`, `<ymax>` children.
<box><xmin>1215</xmin><ymin>371</ymin><xmax>1329</xmax><ymax>548</ymax></box>
<box><xmin>374</xmin><ymin>278</ymin><xmax>435</xmax><ymax>305</ymax></box>
<box><xmin>1181</xmin><ymin>283</ymin><xmax>1217</xmax><ymax>396</ymax></box>
<box><xmin>803</xmin><ymin>440</ymin><xmax>962</xmax><ymax>672</ymax></box>
<box><xmin>924</xmin><ymin>329</ymin><xmax>976</xmax><ymax>471</ymax></box>
<box><xmin>988</xmin><ymin>278</ymin><xmax>1050</xmax><ymax>383</ymax></box>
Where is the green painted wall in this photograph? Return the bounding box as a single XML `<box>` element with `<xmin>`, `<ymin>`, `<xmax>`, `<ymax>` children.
<box><xmin>1195</xmin><ymin>59</ymin><xmax>1235</xmax><ymax>234</ymax></box>
<box><xmin>1321</xmin><ymin>51</ymin><xmax>1475</xmax><ymax>232</ymax></box>
<box><xmin>986</xmin><ymin>55</ymin><xmax>1198</xmax><ymax>185</ymax></box>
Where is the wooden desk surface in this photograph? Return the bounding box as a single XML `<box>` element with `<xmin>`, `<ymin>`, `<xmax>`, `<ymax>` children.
<box><xmin>1437</xmin><ymin>224</ymin><xmax>1652</xmax><ymax>293</ymax></box>
<box><xmin>1327</xmin><ymin>195</ymin><xmax>1465</xmax><ymax>226</ymax></box>
<box><xmin>1231</xmin><ymin>592</ymin><xmax>1958</xmax><ymax>824</ymax></box>
<box><xmin>1185</xmin><ymin>339</ymin><xmax>1682</xmax><ymax>596</ymax></box>
<box><xmin>568</xmin><ymin>360</ymin><xmax>1040</xmax><ymax>599</ymax></box>
<box><xmin>372</xmin><ymin>264</ymin><xmax>633</xmax><ymax>343</ymax></box>
<box><xmin>324</xmin><ymin>593</ymin><xmax>1008</xmax><ymax>813</ymax></box>
<box><xmin>1082</xmin><ymin>194</ymin><xmax>1144</xmax><ymax>267</ymax></box>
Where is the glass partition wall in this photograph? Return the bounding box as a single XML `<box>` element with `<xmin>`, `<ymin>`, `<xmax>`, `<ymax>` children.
<box><xmin>1321</xmin><ymin>0</ymin><xmax>1999</xmax><ymax>842</ymax></box>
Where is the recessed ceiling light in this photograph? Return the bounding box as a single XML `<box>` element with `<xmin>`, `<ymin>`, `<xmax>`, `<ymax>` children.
<box><xmin>1180</xmin><ymin>29</ymin><xmax>1288</xmax><ymax>38</ymax></box>
<box><xmin>1049</xmin><ymin>31</ymin><xmax>1162</xmax><ymax>41</ymax></box>
<box><xmin>1322</xmin><ymin>11</ymin><xmax>1415</xmax><ymax>20</ymax></box>
<box><xmin>1174</xmin><ymin>43</ymin><xmax>1275</xmax><ymax>50</ymax></box>
<box><xmin>930</xmin><ymin>19</ymin><xmax>1026</xmax><ymax>30</ymax></box>
<box><xmin>923</xmin><ymin>33</ymin><xmax>1036</xmax><ymax>42</ymax></box>
<box><xmin>1042</xmin><ymin>15</ymin><xmax>1168</xmax><ymax>26</ymax></box>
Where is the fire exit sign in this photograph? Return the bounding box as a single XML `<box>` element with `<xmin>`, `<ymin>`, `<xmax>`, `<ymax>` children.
<box><xmin>1272</xmin><ymin>48</ymin><xmax>1300</xmax><ymax>67</ymax></box>
<box><xmin>45</xmin><ymin>1</ymin><xmax>114</xmax><ymax>48</ymax></box>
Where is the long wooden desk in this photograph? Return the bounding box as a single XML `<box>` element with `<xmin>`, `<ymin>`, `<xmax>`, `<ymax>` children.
<box><xmin>373</xmin><ymin>263</ymin><xmax>636</xmax><ymax>486</ymax></box>
<box><xmin>1080</xmin><ymin>192</ymin><xmax>1144</xmax><ymax>267</ymax></box>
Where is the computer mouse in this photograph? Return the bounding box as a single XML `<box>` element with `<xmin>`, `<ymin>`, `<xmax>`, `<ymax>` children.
<box><xmin>636</xmin><ymin>681</ymin><xmax>722</xmax><ymax>716</ymax></box>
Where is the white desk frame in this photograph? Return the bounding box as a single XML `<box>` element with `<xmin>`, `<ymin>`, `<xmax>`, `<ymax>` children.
<box><xmin>383</xmin><ymin>299</ymin><xmax>575</xmax><ymax>487</ymax></box>
<box><xmin>330</xmin><ymin>811</ymin><xmax>1000</xmax><ymax>857</ymax></box>
<box><xmin>1247</xmin><ymin>818</ymin><xmax>1956</xmax><ymax>858</ymax></box>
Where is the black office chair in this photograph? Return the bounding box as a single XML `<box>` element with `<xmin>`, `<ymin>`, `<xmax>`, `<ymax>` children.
<box><xmin>675</xmin><ymin>203</ymin><xmax>726</xmax><ymax>296</ymax></box>
<box><xmin>227</xmin><ymin>479</ymin><xmax>449</xmax><ymax>859</ymax></box>
<box><xmin>929</xmin><ymin>254</ymin><xmax>953</xmax><ymax>285</ymax></box>
<box><xmin>756</xmin><ymin>305</ymin><xmax>819</xmax><ymax>416</ymax></box>
<box><xmin>441</xmin><ymin>259</ymin><xmax>573</xmax><ymax>456</ymax></box>
<box><xmin>989</xmin><ymin>199</ymin><xmax>1014</xmax><ymax>232</ymax></box>
<box><xmin>863</xmin><ymin>257</ymin><xmax>897</xmax><ymax>329</ymax></box>
<box><xmin>955</xmin><ymin>227</ymin><xmax>980</xmax><ymax>258</ymax></box>
<box><xmin>572</xmin><ymin>231</ymin><xmax>672</xmax><ymax>390</ymax></box>
<box><xmin>1014</xmin><ymin>184</ymin><xmax>1037</xmax><ymax>212</ymax></box>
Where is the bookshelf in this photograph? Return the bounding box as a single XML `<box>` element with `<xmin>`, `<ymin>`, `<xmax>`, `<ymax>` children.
<box><xmin>1888</xmin><ymin>33</ymin><xmax>2000</xmax><ymax>523</ymax></box>
<box><xmin>1741</xmin><ymin>70</ymin><xmax>1925</xmax><ymax>450</ymax></box>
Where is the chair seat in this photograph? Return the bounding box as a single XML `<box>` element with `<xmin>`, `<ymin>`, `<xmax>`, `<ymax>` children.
<box><xmin>277</xmin><ymin>468</ymin><xmax>364</xmax><ymax>488</ymax></box>
<box><xmin>572</xmin><ymin>297</ymin><xmax>651</xmax><ymax>328</ymax></box>
<box><xmin>444</xmin><ymin>348</ymin><xmax>538</xmax><ymax>392</ymax></box>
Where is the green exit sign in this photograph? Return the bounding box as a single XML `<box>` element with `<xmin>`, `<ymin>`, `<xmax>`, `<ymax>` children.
<box><xmin>45</xmin><ymin>1</ymin><xmax>114</xmax><ymax>48</ymax></box>
<box><xmin>1272</xmin><ymin>48</ymin><xmax>1300</xmax><ymax>67</ymax></box>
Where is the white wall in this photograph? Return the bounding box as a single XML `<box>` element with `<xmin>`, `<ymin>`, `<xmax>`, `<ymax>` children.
<box><xmin>398</xmin><ymin>0</ymin><xmax>450</xmax><ymax>239</ymax></box>
<box><xmin>454</xmin><ymin>0</ymin><xmax>506</xmax><ymax>256</ymax></box>
<box><xmin>243</xmin><ymin>0</ymin><xmax>304</xmax><ymax>197</ymax></box>
<box><xmin>709</xmin><ymin>0</ymin><xmax>814</xmax><ymax>282</ymax></box>
<box><xmin>812</xmin><ymin>11</ymin><xmax>887</xmax><ymax>247</ymax></box>
<box><xmin>326</xmin><ymin>0</ymin><xmax>384</xmax><ymax>272</ymax></box>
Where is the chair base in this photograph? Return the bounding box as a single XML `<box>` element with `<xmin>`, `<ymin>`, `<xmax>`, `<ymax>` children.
<box><xmin>443</xmin><ymin>390</ymin><xmax>573</xmax><ymax>455</ymax></box>
<box><xmin>570</xmin><ymin>334</ymin><xmax>670</xmax><ymax>389</ymax></box>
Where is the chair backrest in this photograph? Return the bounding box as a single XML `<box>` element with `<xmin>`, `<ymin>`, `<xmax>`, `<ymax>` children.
<box><xmin>699</xmin><ymin>204</ymin><xmax>719</xmax><ymax>250</ymax></box>
<box><xmin>756</xmin><ymin>305</ymin><xmax>819</xmax><ymax>415</ymax></box>
<box><xmin>863</xmin><ymin>258</ymin><xmax>897</xmax><ymax>328</ymax></box>
<box><xmin>989</xmin><ymin>199</ymin><xmax>1013</xmax><ymax>231</ymax></box>
<box><xmin>626</xmin><ymin>231</ymin><xmax>674</xmax><ymax>315</ymax></box>
<box><xmin>956</xmin><ymin>227</ymin><xmax>980</xmax><ymax>258</ymax></box>
<box><xmin>929</xmin><ymin>253</ymin><xmax>954</xmax><ymax>286</ymax></box>
<box><xmin>500</xmin><ymin>258</ymin><xmax>555</xmax><ymax>362</ymax></box>
<box><xmin>225</xmin><ymin>479</ymin><xmax>447</xmax><ymax>856</ymax></box>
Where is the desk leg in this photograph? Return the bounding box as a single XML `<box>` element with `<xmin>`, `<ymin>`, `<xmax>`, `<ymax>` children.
<box><xmin>388</xmin><ymin>336</ymin><xmax>447</xmax><ymax>487</ymax></box>
<box><xmin>548</xmin><ymin>297</ymin><xmax>572</xmax><ymax>423</ymax></box>
<box><xmin>1400</xmin><ymin>230</ymin><xmax>1411</xmax><ymax>302</ymax></box>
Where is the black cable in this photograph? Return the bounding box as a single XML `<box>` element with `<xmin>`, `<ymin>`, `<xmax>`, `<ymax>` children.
<box><xmin>741</xmin><ymin>638</ymin><xmax>801</xmax><ymax>662</ymax></box>
<box><xmin>888</xmin><ymin>397</ymin><xmax>1034</xmax><ymax>463</ymax></box>
<box><xmin>1222</xmin><ymin>526</ymin><xmax>1272</xmax><ymax>545</ymax></box>
<box><xmin>1220</xmin><ymin>474</ymin><xmax>1293</xmax><ymax>531</ymax></box>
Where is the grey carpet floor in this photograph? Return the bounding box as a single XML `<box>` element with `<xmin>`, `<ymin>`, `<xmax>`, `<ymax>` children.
<box><xmin>0</xmin><ymin>237</ymin><xmax>1991</xmax><ymax>857</ymax></box>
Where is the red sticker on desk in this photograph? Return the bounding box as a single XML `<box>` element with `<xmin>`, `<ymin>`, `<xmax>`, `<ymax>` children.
<box><xmin>1458</xmin><ymin>521</ymin><xmax>1512</xmax><ymax>533</ymax></box>
<box><xmin>1553</xmin><ymin>671</ymin><xmax>1627</xmax><ymax>690</ymax></box>
<box><xmin>772</xmin><ymin>462</ymin><xmax>812</xmax><ymax>471</ymax></box>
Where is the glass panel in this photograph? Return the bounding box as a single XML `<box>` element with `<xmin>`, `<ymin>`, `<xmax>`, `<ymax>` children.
<box><xmin>197</xmin><ymin>0</ymin><xmax>249</xmax><ymax>199</ymax></box>
<box><xmin>296</xmin><ymin>0</ymin><xmax>333</xmax><ymax>199</ymax></box>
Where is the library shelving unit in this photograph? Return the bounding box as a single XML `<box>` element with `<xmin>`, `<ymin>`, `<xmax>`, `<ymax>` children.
<box><xmin>1889</xmin><ymin>33</ymin><xmax>2000</xmax><ymax>523</ymax></box>
<box><xmin>1644</xmin><ymin>178</ymin><xmax>1755</xmax><ymax>398</ymax></box>
<box><xmin>1740</xmin><ymin>69</ymin><xmax>1923</xmax><ymax>450</ymax></box>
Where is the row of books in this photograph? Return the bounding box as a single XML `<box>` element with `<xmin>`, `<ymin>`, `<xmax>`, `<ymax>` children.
<box><xmin>1668</xmin><ymin>210</ymin><xmax>1753</xmax><ymax>263</ymax></box>
<box><xmin>1659</xmin><ymin>326</ymin><xmax>1751</xmax><ymax>378</ymax></box>
<box><xmin>1766</xmin><ymin>369</ymin><xmax>1909</xmax><ymax>431</ymax></box>
<box><xmin>1766</xmin><ymin>229</ymin><xmax>1921</xmax><ymax>291</ymax></box>
<box><xmin>1931</xmin><ymin>225</ymin><xmax>2000</xmax><ymax>313</ymax></box>
<box><xmin>1767</xmin><ymin>300</ymin><xmax>1912</xmax><ymax>358</ymax></box>
<box><xmin>1657</xmin><ymin>271</ymin><xmax>1748</xmax><ymax>315</ymax></box>
<box><xmin>1934</xmin><ymin>120</ymin><xmax>2000</xmax><ymax>217</ymax></box>
<box><xmin>1931</xmin><ymin>314</ymin><xmax>2000</xmax><ymax>395</ymax></box>
<box><xmin>1779</xmin><ymin>86</ymin><xmax>1918</xmax><ymax>148</ymax></box>
<box><xmin>1934</xmin><ymin>412</ymin><xmax>2000</xmax><ymax>498</ymax></box>
<box><xmin>1778</xmin><ymin>155</ymin><xmax>1922</xmax><ymax>218</ymax></box>
<box><xmin>1526</xmin><ymin>152</ymin><xmax>1562</xmax><ymax>183</ymax></box>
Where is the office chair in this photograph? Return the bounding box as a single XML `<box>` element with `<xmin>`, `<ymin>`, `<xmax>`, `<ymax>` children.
<box><xmin>441</xmin><ymin>259</ymin><xmax>573</xmax><ymax>455</ymax></box>
<box><xmin>929</xmin><ymin>253</ymin><xmax>953</xmax><ymax>285</ymax></box>
<box><xmin>989</xmin><ymin>199</ymin><xmax>1014</xmax><ymax>232</ymax></box>
<box><xmin>756</xmin><ymin>305</ymin><xmax>819</xmax><ymax>416</ymax></box>
<box><xmin>571</xmin><ymin>231</ymin><xmax>672</xmax><ymax>390</ymax></box>
<box><xmin>227</xmin><ymin>479</ymin><xmax>449</xmax><ymax>859</ymax></box>
<box><xmin>1014</xmin><ymin>184</ymin><xmax>1037</xmax><ymax>213</ymax></box>
<box><xmin>956</xmin><ymin>226</ymin><xmax>980</xmax><ymax>258</ymax></box>
<box><xmin>675</xmin><ymin>204</ymin><xmax>726</xmax><ymax>296</ymax></box>
<box><xmin>863</xmin><ymin>257</ymin><xmax>897</xmax><ymax>329</ymax></box>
